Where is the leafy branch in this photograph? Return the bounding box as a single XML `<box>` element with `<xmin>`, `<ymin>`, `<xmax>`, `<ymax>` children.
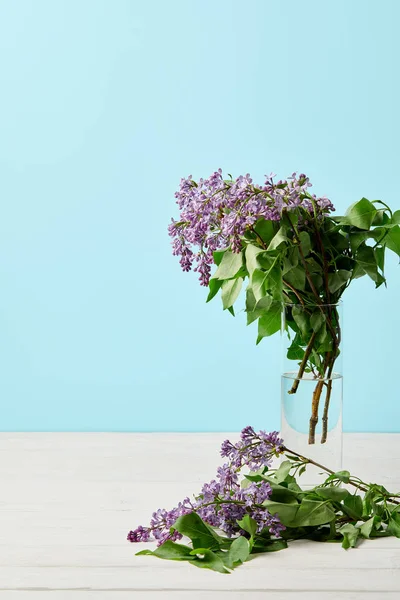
<box><xmin>136</xmin><ymin>445</ymin><xmax>400</xmax><ymax>573</ymax></box>
<box><xmin>208</xmin><ymin>197</ymin><xmax>400</xmax><ymax>444</ymax></box>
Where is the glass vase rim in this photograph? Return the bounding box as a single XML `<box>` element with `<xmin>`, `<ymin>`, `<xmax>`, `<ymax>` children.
<box><xmin>282</xmin><ymin>300</ymin><xmax>343</xmax><ymax>308</ymax></box>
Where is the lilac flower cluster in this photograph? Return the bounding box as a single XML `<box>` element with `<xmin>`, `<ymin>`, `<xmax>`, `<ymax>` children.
<box><xmin>127</xmin><ymin>426</ymin><xmax>285</xmax><ymax>546</ymax></box>
<box><xmin>168</xmin><ymin>170</ymin><xmax>335</xmax><ymax>286</ymax></box>
<box><xmin>220</xmin><ymin>426</ymin><xmax>284</xmax><ymax>471</ymax></box>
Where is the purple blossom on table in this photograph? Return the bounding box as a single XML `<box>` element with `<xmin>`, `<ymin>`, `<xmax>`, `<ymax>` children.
<box><xmin>220</xmin><ymin>426</ymin><xmax>284</xmax><ymax>471</ymax></box>
<box><xmin>127</xmin><ymin>426</ymin><xmax>285</xmax><ymax>545</ymax></box>
<box><xmin>168</xmin><ymin>170</ymin><xmax>335</xmax><ymax>286</ymax></box>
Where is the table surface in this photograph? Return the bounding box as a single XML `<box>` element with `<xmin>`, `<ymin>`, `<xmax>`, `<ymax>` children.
<box><xmin>0</xmin><ymin>432</ymin><xmax>399</xmax><ymax>600</ymax></box>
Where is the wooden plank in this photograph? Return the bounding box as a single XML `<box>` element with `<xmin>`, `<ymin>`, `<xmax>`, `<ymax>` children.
<box><xmin>1</xmin><ymin>542</ymin><xmax>400</xmax><ymax>568</ymax></box>
<box><xmin>2</xmin><ymin>593</ymin><xmax>400</xmax><ymax>600</ymax></box>
<box><xmin>0</xmin><ymin>592</ymin><xmax>399</xmax><ymax>600</ymax></box>
<box><xmin>1</xmin><ymin>565</ymin><xmax>400</xmax><ymax>591</ymax></box>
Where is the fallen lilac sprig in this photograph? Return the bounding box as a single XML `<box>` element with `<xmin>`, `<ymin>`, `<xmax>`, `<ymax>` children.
<box><xmin>127</xmin><ymin>426</ymin><xmax>285</xmax><ymax>545</ymax></box>
<box><xmin>128</xmin><ymin>428</ymin><xmax>400</xmax><ymax>573</ymax></box>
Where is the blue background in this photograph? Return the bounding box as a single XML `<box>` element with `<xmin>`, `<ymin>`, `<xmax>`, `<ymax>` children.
<box><xmin>0</xmin><ymin>0</ymin><xmax>399</xmax><ymax>432</ymax></box>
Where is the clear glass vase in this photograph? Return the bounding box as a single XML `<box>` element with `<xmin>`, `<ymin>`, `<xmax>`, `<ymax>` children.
<box><xmin>281</xmin><ymin>302</ymin><xmax>343</xmax><ymax>481</ymax></box>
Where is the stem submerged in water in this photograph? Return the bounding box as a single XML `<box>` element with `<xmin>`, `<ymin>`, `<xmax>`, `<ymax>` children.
<box><xmin>288</xmin><ymin>331</ymin><xmax>317</xmax><ymax>395</ymax></box>
<box><xmin>286</xmin><ymin>306</ymin><xmax>340</xmax><ymax>446</ymax></box>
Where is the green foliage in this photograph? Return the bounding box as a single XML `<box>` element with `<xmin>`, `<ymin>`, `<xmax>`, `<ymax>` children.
<box><xmin>245</xmin><ymin>244</ymin><xmax>265</xmax><ymax>276</ymax></box>
<box><xmin>206</xmin><ymin>278</ymin><xmax>223</xmax><ymax>302</ymax></box>
<box><xmin>262</xmin><ymin>499</ymin><xmax>300</xmax><ymax>526</ymax></box>
<box><xmin>251</xmin><ymin>538</ymin><xmax>288</xmax><ymax>554</ymax></box>
<box><xmin>221</xmin><ymin>277</ymin><xmax>243</xmax><ymax>309</ymax></box>
<box><xmin>172</xmin><ymin>512</ymin><xmax>224</xmax><ymax>550</ymax></box>
<box><xmin>274</xmin><ymin>460</ymin><xmax>293</xmax><ymax>483</ymax></box>
<box><xmin>206</xmin><ymin>198</ymin><xmax>397</xmax><ymax>364</ymax></box>
<box><xmin>345</xmin><ymin>198</ymin><xmax>377</xmax><ymax>229</ymax></box>
<box><xmin>298</xmin><ymin>230</ymin><xmax>311</xmax><ymax>256</ymax></box>
<box><xmin>342</xmin><ymin>494</ymin><xmax>363</xmax><ymax>520</ymax></box>
<box><xmin>315</xmin><ymin>486</ymin><xmax>349</xmax><ymax>502</ymax></box>
<box><xmin>384</xmin><ymin>225</ymin><xmax>400</xmax><ymax>255</ymax></box>
<box><xmin>291</xmin><ymin>499</ymin><xmax>335</xmax><ymax>527</ymax></box>
<box><xmin>256</xmin><ymin>302</ymin><xmax>282</xmax><ymax>343</ymax></box>
<box><xmin>268</xmin><ymin>226</ymin><xmax>288</xmax><ymax>251</ymax></box>
<box><xmin>325</xmin><ymin>470</ymin><xmax>350</xmax><ymax>484</ymax></box>
<box><xmin>189</xmin><ymin>548</ymin><xmax>230</xmax><ymax>573</ymax></box>
<box><xmin>212</xmin><ymin>249</ymin><xmax>243</xmax><ymax>280</ymax></box>
<box><xmin>136</xmin><ymin>540</ymin><xmax>193</xmax><ymax>560</ymax></box>
<box><xmin>224</xmin><ymin>536</ymin><xmax>250</xmax><ymax>568</ymax></box>
<box><xmin>328</xmin><ymin>270</ymin><xmax>351</xmax><ymax>293</ymax></box>
<box><xmin>339</xmin><ymin>523</ymin><xmax>360</xmax><ymax>549</ymax></box>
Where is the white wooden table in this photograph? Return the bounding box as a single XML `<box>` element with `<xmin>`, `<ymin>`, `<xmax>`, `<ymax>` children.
<box><xmin>1</xmin><ymin>433</ymin><xmax>399</xmax><ymax>599</ymax></box>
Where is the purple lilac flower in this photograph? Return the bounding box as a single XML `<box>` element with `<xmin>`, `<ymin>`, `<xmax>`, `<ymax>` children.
<box><xmin>220</xmin><ymin>427</ymin><xmax>284</xmax><ymax>471</ymax></box>
<box><xmin>168</xmin><ymin>170</ymin><xmax>335</xmax><ymax>286</ymax></box>
<box><xmin>127</xmin><ymin>426</ymin><xmax>285</xmax><ymax>545</ymax></box>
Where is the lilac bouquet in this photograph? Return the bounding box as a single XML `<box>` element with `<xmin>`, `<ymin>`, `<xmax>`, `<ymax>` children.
<box><xmin>128</xmin><ymin>426</ymin><xmax>400</xmax><ymax>573</ymax></box>
<box><xmin>168</xmin><ymin>171</ymin><xmax>400</xmax><ymax>443</ymax></box>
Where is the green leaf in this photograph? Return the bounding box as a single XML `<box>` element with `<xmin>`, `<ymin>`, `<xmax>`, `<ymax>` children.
<box><xmin>212</xmin><ymin>250</ymin><xmax>243</xmax><ymax>280</ymax></box>
<box><xmin>287</xmin><ymin>342</ymin><xmax>305</xmax><ymax>360</ymax></box>
<box><xmin>298</xmin><ymin>231</ymin><xmax>311</xmax><ymax>257</ymax></box>
<box><xmin>292</xmin><ymin>306</ymin><xmax>309</xmax><ymax>337</ymax></box>
<box><xmin>385</xmin><ymin>225</ymin><xmax>400</xmax><ymax>256</ymax></box>
<box><xmin>253</xmin><ymin>218</ymin><xmax>275</xmax><ymax>246</ymax></box>
<box><xmin>256</xmin><ymin>302</ymin><xmax>282</xmax><ymax>343</ymax></box>
<box><xmin>189</xmin><ymin>548</ymin><xmax>229</xmax><ymax>573</ymax></box>
<box><xmin>310</xmin><ymin>310</ymin><xmax>325</xmax><ymax>332</ymax></box>
<box><xmin>221</xmin><ymin>277</ymin><xmax>243</xmax><ymax>309</ymax></box>
<box><xmin>375</xmin><ymin>246</ymin><xmax>385</xmax><ymax>272</ymax></box>
<box><xmin>345</xmin><ymin>198</ymin><xmax>377</xmax><ymax>230</ymax></box>
<box><xmin>246</xmin><ymin>287</ymin><xmax>260</xmax><ymax>325</ymax></box>
<box><xmin>356</xmin><ymin>245</ymin><xmax>379</xmax><ymax>282</ymax></box>
<box><xmin>325</xmin><ymin>470</ymin><xmax>350</xmax><ymax>484</ymax></box>
<box><xmin>247</xmin><ymin>295</ymin><xmax>274</xmax><ymax>326</ymax></box>
<box><xmin>245</xmin><ymin>244</ymin><xmax>265</xmax><ymax>276</ymax></box>
<box><xmin>392</xmin><ymin>210</ymin><xmax>400</xmax><ymax>225</ymax></box>
<box><xmin>255</xmin><ymin>294</ymin><xmax>274</xmax><ymax>311</ymax></box>
<box><xmin>264</xmin><ymin>262</ymin><xmax>283</xmax><ymax>300</ymax></box>
<box><xmin>360</xmin><ymin>516</ymin><xmax>375</xmax><ymax>539</ymax></box>
<box><xmin>247</xmin><ymin>475</ymin><xmax>300</xmax><ymax>502</ymax></box>
<box><xmin>251</xmin><ymin>268</ymin><xmax>267</xmax><ymax>302</ymax></box>
<box><xmin>173</xmin><ymin>513</ymin><xmax>223</xmax><ymax>550</ymax></box>
<box><xmin>306</xmin><ymin>257</ymin><xmax>323</xmax><ymax>273</ymax></box>
<box><xmin>224</xmin><ymin>536</ymin><xmax>250</xmax><ymax>568</ymax></box>
<box><xmin>252</xmin><ymin>538</ymin><xmax>288</xmax><ymax>554</ymax></box>
<box><xmin>213</xmin><ymin>249</ymin><xmax>227</xmax><ymax>266</ymax></box>
<box><xmin>262</xmin><ymin>499</ymin><xmax>299</xmax><ymax>526</ymax></box>
<box><xmin>328</xmin><ymin>270</ymin><xmax>351</xmax><ymax>294</ymax></box>
<box><xmin>339</xmin><ymin>523</ymin><xmax>360</xmax><ymax>549</ymax></box>
<box><xmin>251</xmin><ymin>255</ymin><xmax>283</xmax><ymax>302</ymax></box>
<box><xmin>291</xmin><ymin>499</ymin><xmax>336</xmax><ymax>527</ymax></box>
<box><xmin>237</xmin><ymin>514</ymin><xmax>257</xmax><ymax>538</ymax></box>
<box><xmin>342</xmin><ymin>494</ymin><xmax>363</xmax><ymax>520</ymax></box>
<box><xmin>246</xmin><ymin>286</ymin><xmax>257</xmax><ymax>311</ymax></box>
<box><xmin>206</xmin><ymin>278</ymin><xmax>223</xmax><ymax>302</ymax></box>
<box><xmin>372</xmin><ymin>209</ymin><xmax>390</xmax><ymax>226</ymax></box>
<box><xmin>352</xmin><ymin>262</ymin><xmax>366</xmax><ymax>280</ymax></box>
<box><xmin>268</xmin><ymin>226</ymin><xmax>287</xmax><ymax>251</ymax></box>
<box><xmin>136</xmin><ymin>540</ymin><xmax>193</xmax><ymax>560</ymax></box>
<box><xmin>350</xmin><ymin>231</ymin><xmax>369</xmax><ymax>253</ymax></box>
<box><xmin>387</xmin><ymin>516</ymin><xmax>400</xmax><ymax>538</ymax></box>
<box><xmin>316</xmin><ymin>487</ymin><xmax>349</xmax><ymax>502</ymax></box>
<box><xmin>274</xmin><ymin>460</ymin><xmax>293</xmax><ymax>484</ymax></box>
<box><xmin>283</xmin><ymin>247</ymin><xmax>299</xmax><ymax>273</ymax></box>
<box><xmin>284</xmin><ymin>265</ymin><xmax>306</xmax><ymax>291</ymax></box>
